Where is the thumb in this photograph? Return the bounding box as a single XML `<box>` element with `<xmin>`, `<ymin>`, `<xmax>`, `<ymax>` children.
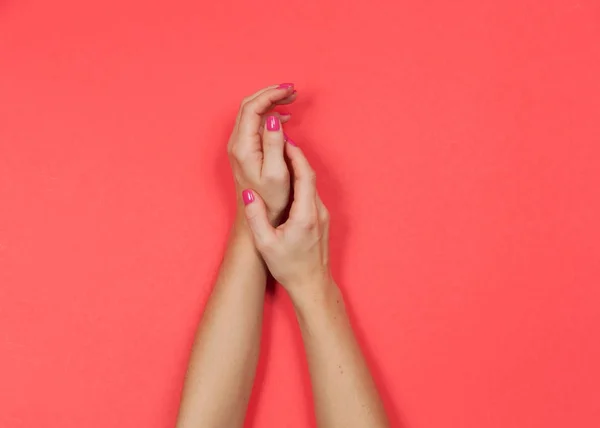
<box><xmin>242</xmin><ymin>189</ymin><xmax>277</xmax><ymax>247</ymax></box>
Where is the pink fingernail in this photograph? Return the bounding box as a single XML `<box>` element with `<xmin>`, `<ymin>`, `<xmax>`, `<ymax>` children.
<box><xmin>278</xmin><ymin>83</ymin><xmax>294</xmax><ymax>89</ymax></box>
<box><xmin>279</xmin><ymin>111</ymin><xmax>291</xmax><ymax>116</ymax></box>
<box><xmin>242</xmin><ymin>189</ymin><xmax>255</xmax><ymax>205</ymax></box>
<box><xmin>284</xmin><ymin>132</ymin><xmax>297</xmax><ymax>146</ymax></box>
<box><xmin>266</xmin><ymin>115</ymin><xmax>280</xmax><ymax>131</ymax></box>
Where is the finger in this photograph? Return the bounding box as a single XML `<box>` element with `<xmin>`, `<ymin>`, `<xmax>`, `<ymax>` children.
<box><xmin>242</xmin><ymin>189</ymin><xmax>277</xmax><ymax>248</ymax></box>
<box><xmin>286</xmin><ymin>144</ymin><xmax>318</xmax><ymax>226</ymax></box>
<box><xmin>262</xmin><ymin>90</ymin><xmax>297</xmax><ymax>110</ymax></box>
<box><xmin>278</xmin><ymin>111</ymin><xmax>292</xmax><ymax>123</ymax></box>
<box><xmin>258</xmin><ymin>109</ymin><xmax>292</xmax><ymax>139</ymax></box>
<box><xmin>238</xmin><ymin>85</ymin><xmax>296</xmax><ymax>138</ymax></box>
<box><xmin>261</xmin><ymin>115</ymin><xmax>287</xmax><ymax>180</ymax></box>
<box><xmin>230</xmin><ymin>111</ymin><xmax>290</xmax><ymax>178</ymax></box>
<box><xmin>246</xmin><ymin>85</ymin><xmax>296</xmax><ymax>109</ymax></box>
<box><xmin>259</xmin><ymin>112</ymin><xmax>291</xmax><ymax>130</ymax></box>
<box><xmin>235</xmin><ymin>85</ymin><xmax>278</xmax><ymax>125</ymax></box>
<box><xmin>235</xmin><ymin>84</ymin><xmax>296</xmax><ymax>129</ymax></box>
<box><xmin>272</xmin><ymin>91</ymin><xmax>297</xmax><ymax>106</ymax></box>
<box><xmin>258</xmin><ymin>113</ymin><xmax>290</xmax><ymax>149</ymax></box>
<box><xmin>247</xmin><ymin>83</ymin><xmax>293</xmax><ymax>104</ymax></box>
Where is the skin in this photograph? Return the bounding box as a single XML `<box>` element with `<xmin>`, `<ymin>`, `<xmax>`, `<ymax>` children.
<box><xmin>177</xmin><ymin>84</ymin><xmax>389</xmax><ymax>427</ymax></box>
<box><xmin>176</xmin><ymin>85</ymin><xmax>296</xmax><ymax>428</ymax></box>
<box><xmin>244</xmin><ymin>143</ymin><xmax>389</xmax><ymax>428</ymax></box>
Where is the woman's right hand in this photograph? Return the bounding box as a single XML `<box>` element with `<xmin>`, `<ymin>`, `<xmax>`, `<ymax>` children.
<box><xmin>242</xmin><ymin>133</ymin><xmax>390</xmax><ymax>428</ymax></box>
<box><xmin>241</xmin><ymin>142</ymin><xmax>333</xmax><ymax>304</ymax></box>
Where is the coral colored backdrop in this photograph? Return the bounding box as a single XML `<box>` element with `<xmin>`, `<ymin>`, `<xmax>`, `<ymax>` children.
<box><xmin>1</xmin><ymin>0</ymin><xmax>599</xmax><ymax>427</ymax></box>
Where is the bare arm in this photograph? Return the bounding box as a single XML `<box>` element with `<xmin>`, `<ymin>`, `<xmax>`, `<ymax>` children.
<box><xmin>242</xmin><ymin>142</ymin><xmax>389</xmax><ymax>427</ymax></box>
<box><xmin>176</xmin><ymin>84</ymin><xmax>296</xmax><ymax>428</ymax></box>
<box><xmin>293</xmin><ymin>281</ymin><xmax>389</xmax><ymax>427</ymax></box>
<box><xmin>176</xmin><ymin>220</ymin><xmax>266</xmax><ymax>427</ymax></box>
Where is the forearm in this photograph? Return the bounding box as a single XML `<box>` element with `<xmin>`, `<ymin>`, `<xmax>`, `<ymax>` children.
<box><xmin>293</xmin><ymin>281</ymin><xmax>389</xmax><ymax>428</ymax></box>
<box><xmin>177</xmin><ymin>218</ymin><xmax>267</xmax><ymax>428</ymax></box>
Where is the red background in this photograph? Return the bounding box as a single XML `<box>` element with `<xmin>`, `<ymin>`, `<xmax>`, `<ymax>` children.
<box><xmin>1</xmin><ymin>0</ymin><xmax>599</xmax><ymax>427</ymax></box>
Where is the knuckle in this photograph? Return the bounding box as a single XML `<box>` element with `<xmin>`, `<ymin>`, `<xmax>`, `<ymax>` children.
<box><xmin>239</xmin><ymin>96</ymin><xmax>252</xmax><ymax>109</ymax></box>
<box><xmin>263</xmin><ymin>169</ymin><xmax>288</xmax><ymax>184</ymax></box>
<box><xmin>320</xmin><ymin>208</ymin><xmax>330</xmax><ymax>224</ymax></box>
<box><xmin>298</xmin><ymin>214</ymin><xmax>318</xmax><ymax>230</ymax></box>
<box><xmin>232</xmin><ymin>147</ymin><xmax>259</xmax><ymax>165</ymax></box>
<box><xmin>230</xmin><ymin>145</ymin><xmax>244</xmax><ymax>160</ymax></box>
<box><xmin>240</xmin><ymin>99</ymin><xmax>256</xmax><ymax>117</ymax></box>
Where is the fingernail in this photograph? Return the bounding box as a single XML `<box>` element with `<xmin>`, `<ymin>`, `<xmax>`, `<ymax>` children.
<box><xmin>242</xmin><ymin>189</ymin><xmax>255</xmax><ymax>205</ymax></box>
<box><xmin>284</xmin><ymin>132</ymin><xmax>297</xmax><ymax>146</ymax></box>
<box><xmin>278</xmin><ymin>83</ymin><xmax>294</xmax><ymax>89</ymax></box>
<box><xmin>266</xmin><ymin>115</ymin><xmax>280</xmax><ymax>131</ymax></box>
<box><xmin>279</xmin><ymin>111</ymin><xmax>291</xmax><ymax>116</ymax></box>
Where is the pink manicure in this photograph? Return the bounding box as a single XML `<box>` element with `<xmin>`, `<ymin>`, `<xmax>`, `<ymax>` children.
<box><xmin>266</xmin><ymin>115</ymin><xmax>280</xmax><ymax>131</ymax></box>
<box><xmin>284</xmin><ymin>132</ymin><xmax>297</xmax><ymax>146</ymax></box>
<box><xmin>242</xmin><ymin>189</ymin><xmax>255</xmax><ymax>205</ymax></box>
<box><xmin>278</xmin><ymin>83</ymin><xmax>294</xmax><ymax>89</ymax></box>
<box><xmin>279</xmin><ymin>111</ymin><xmax>291</xmax><ymax>116</ymax></box>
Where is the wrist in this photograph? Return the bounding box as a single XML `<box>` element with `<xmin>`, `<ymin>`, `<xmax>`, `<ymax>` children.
<box><xmin>227</xmin><ymin>213</ymin><xmax>261</xmax><ymax>258</ymax></box>
<box><xmin>289</xmin><ymin>275</ymin><xmax>340</xmax><ymax>317</ymax></box>
<box><xmin>230</xmin><ymin>209</ymin><xmax>252</xmax><ymax>238</ymax></box>
<box><xmin>222</xmin><ymin>228</ymin><xmax>269</xmax><ymax>292</ymax></box>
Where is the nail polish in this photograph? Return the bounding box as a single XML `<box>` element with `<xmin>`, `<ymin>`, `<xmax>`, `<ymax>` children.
<box><xmin>266</xmin><ymin>115</ymin><xmax>280</xmax><ymax>131</ymax></box>
<box><xmin>242</xmin><ymin>189</ymin><xmax>255</xmax><ymax>205</ymax></box>
<box><xmin>278</xmin><ymin>83</ymin><xmax>294</xmax><ymax>89</ymax></box>
<box><xmin>279</xmin><ymin>111</ymin><xmax>291</xmax><ymax>116</ymax></box>
<box><xmin>284</xmin><ymin>132</ymin><xmax>297</xmax><ymax>146</ymax></box>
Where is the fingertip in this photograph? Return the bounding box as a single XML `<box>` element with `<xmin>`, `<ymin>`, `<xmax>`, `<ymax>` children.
<box><xmin>277</xmin><ymin>111</ymin><xmax>291</xmax><ymax>125</ymax></box>
<box><xmin>275</xmin><ymin>84</ymin><xmax>296</xmax><ymax>100</ymax></box>
<box><xmin>242</xmin><ymin>190</ymin><xmax>275</xmax><ymax>242</ymax></box>
<box><xmin>240</xmin><ymin>86</ymin><xmax>296</xmax><ymax>125</ymax></box>
<box><xmin>266</xmin><ymin>115</ymin><xmax>281</xmax><ymax>132</ymax></box>
<box><xmin>242</xmin><ymin>189</ymin><xmax>255</xmax><ymax>206</ymax></box>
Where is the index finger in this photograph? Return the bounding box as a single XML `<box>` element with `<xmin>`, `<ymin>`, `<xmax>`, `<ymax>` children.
<box><xmin>237</xmin><ymin>84</ymin><xmax>296</xmax><ymax>137</ymax></box>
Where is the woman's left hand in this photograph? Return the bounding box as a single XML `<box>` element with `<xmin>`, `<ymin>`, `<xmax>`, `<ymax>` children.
<box><xmin>228</xmin><ymin>84</ymin><xmax>297</xmax><ymax>225</ymax></box>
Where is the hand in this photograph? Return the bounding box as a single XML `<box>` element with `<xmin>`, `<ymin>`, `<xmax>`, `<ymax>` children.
<box><xmin>228</xmin><ymin>84</ymin><xmax>297</xmax><ymax>225</ymax></box>
<box><xmin>241</xmin><ymin>143</ymin><xmax>333</xmax><ymax>304</ymax></box>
